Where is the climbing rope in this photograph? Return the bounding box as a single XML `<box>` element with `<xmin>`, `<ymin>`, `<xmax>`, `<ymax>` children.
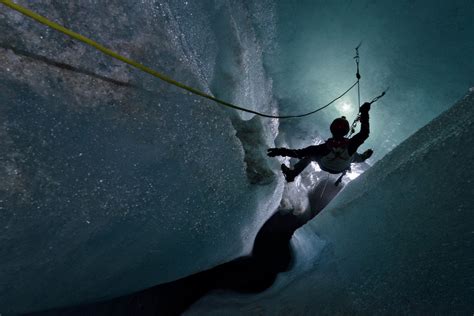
<box><xmin>348</xmin><ymin>42</ymin><xmax>388</xmax><ymax>138</ymax></box>
<box><xmin>354</xmin><ymin>42</ymin><xmax>362</xmax><ymax>109</ymax></box>
<box><xmin>0</xmin><ymin>0</ymin><xmax>359</xmax><ymax>119</ymax></box>
<box><xmin>349</xmin><ymin>42</ymin><xmax>363</xmax><ymax>138</ymax></box>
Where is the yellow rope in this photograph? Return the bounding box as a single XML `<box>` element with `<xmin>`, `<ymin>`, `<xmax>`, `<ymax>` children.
<box><xmin>0</xmin><ymin>0</ymin><xmax>357</xmax><ymax>119</ymax></box>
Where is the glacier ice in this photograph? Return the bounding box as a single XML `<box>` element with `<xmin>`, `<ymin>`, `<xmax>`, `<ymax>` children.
<box><xmin>28</xmin><ymin>94</ymin><xmax>474</xmax><ymax>316</ymax></box>
<box><xmin>0</xmin><ymin>1</ymin><xmax>281</xmax><ymax>314</ymax></box>
<box><xmin>1</xmin><ymin>0</ymin><xmax>473</xmax><ymax>315</ymax></box>
<box><xmin>188</xmin><ymin>91</ymin><xmax>474</xmax><ymax>315</ymax></box>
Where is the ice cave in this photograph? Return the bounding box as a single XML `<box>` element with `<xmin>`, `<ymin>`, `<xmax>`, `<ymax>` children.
<box><xmin>0</xmin><ymin>0</ymin><xmax>473</xmax><ymax>315</ymax></box>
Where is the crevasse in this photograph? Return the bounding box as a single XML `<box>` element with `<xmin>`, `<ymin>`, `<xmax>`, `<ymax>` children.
<box><xmin>1</xmin><ymin>0</ymin><xmax>473</xmax><ymax>315</ymax></box>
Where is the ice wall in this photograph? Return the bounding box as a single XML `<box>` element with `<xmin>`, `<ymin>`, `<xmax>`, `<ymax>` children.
<box><xmin>188</xmin><ymin>91</ymin><xmax>474</xmax><ymax>314</ymax></box>
<box><xmin>0</xmin><ymin>1</ymin><xmax>281</xmax><ymax>314</ymax></box>
<box><xmin>2</xmin><ymin>1</ymin><xmax>473</xmax><ymax>314</ymax></box>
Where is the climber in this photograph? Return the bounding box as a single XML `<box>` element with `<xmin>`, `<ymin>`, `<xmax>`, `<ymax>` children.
<box><xmin>267</xmin><ymin>102</ymin><xmax>373</xmax><ymax>182</ymax></box>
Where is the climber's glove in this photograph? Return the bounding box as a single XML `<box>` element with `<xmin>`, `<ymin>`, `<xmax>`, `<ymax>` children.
<box><xmin>360</xmin><ymin>102</ymin><xmax>371</xmax><ymax>113</ymax></box>
<box><xmin>267</xmin><ymin>148</ymin><xmax>285</xmax><ymax>157</ymax></box>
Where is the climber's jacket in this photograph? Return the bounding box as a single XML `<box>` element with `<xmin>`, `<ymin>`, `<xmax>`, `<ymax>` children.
<box><xmin>272</xmin><ymin>107</ymin><xmax>370</xmax><ymax>173</ymax></box>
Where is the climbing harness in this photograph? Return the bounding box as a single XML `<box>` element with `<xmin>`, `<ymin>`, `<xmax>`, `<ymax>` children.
<box><xmin>1</xmin><ymin>0</ymin><xmax>358</xmax><ymax>120</ymax></box>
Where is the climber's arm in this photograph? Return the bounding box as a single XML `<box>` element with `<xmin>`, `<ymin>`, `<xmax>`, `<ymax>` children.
<box><xmin>267</xmin><ymin>144</ymin><xmax>328</xmax><ymax>159</ymax></box>
<box><xmin>348</xmin><ymin>102</ymin><xmax>370</xmax><ymax>155</ymax></box>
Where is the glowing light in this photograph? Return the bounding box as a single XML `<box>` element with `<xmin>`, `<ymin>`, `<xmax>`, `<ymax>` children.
<box><xmin>337</xmin><ymin>100</ymin><xmax>354</xmax><ymax>116</ymax></box>
<box><xmin>339</xmin><ymin>101</ymin><xmax>352</xmax><ymax>113</ymax></box>
<box><xmin>342</xmin><ymin>101</ymin><xmax>351</xmax><ymax>112</ymax></box>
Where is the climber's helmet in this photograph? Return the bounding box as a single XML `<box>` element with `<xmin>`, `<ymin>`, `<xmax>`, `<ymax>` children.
<box><xmin>330</xmin><ymin>116</ymin><xmax>350</xmax><ymax>138</ymax></box>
